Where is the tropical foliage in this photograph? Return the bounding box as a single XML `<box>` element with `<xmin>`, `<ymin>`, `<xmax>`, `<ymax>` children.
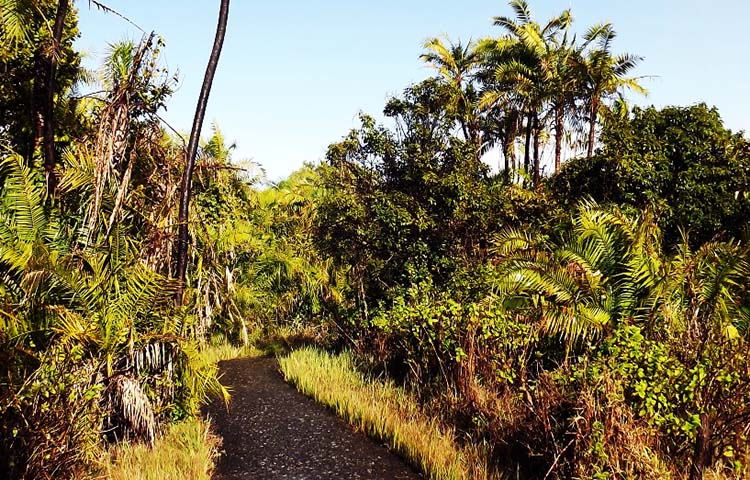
<box><xmin>1</xmin><ymin>1</ymin><xmax>749</xmax><ymax>480</ymax></box>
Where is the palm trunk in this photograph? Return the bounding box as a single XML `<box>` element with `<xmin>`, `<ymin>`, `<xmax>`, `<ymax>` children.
<box><xmin>554</xmin><ymin>103</ymin><xmax>563</xmax><ymax>173</ymax></box>
<box><xmin>460</xmin><ymin>119</ymin><xmax>470</xmax><ymax>143</ymax></box>
<box><xmin>42</xmin><ymin>0</ymin><xmax>70</xmax><ymax>195</ymax></box>
<box><xmin>30</xmin><ymin>51</ymin><xmax>46</xmax><ymax>166</ymax></box>
<box><xmin>468</xmin><ymin>116</ymin><xmax>482</xmax><ymax>160</ymax></box>
<box><xmin>502</xmin><ymin>138</ymin><xmax>509</xmax><ymax>173</ymax></box>
<box><xmin>587</xmin><ymin>98</ymin><xmax>599</xmax><ymax>158</ymax></box>
<box><xmin>175</xmin><ymin>0</ymin><xmax>231</xmax><ymax>305</ymax></box>
<box><xmin>533</xmin><ymin>113</ymin><xmax>540</xmax><ymax>188</ymax></box>
<box><xmin>524</xmin><ymin>113</ymin><xmax>532</xmax><ymax>173</ymax></box>
<box><xmin>506</xmin><ymin>112</ymin><xmax>518</xmax><ymax>171</ymax></box>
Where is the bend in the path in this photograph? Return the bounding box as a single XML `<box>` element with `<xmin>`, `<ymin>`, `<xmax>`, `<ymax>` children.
<box><xmin>205</xmin><ymin>356</ymin><xmax>422</xmax><ymax>480</ymax></box>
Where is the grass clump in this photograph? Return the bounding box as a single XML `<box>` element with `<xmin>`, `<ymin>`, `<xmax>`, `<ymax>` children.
<box><xmin>101</xmin><ymin>417</ymin><xmax>221</xmax><ymax>480</ymax></box>
<box><xmin>279</xmin><ymin>346</ymin><xmax>496</xmax><ymax>480</ymax></box>
<box><xmin>198</xmin><ymin>340</ymin><xmax>264</xmax><ymax>366</ymax></box>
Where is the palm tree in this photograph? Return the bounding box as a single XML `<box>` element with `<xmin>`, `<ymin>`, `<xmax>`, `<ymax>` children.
<box><xmin>475</xmin><ymin>36</ymin><xmax>522</xmax><ymax>174</ymax></box>
<box><xmin>0</xmin><ymin>0</ymin><xmax>72</xmax><ymax>191</ymax></box>
<box><xmin>0</xmin><ymin>151</ymin><xmax>228</xmax><ymax>446</ymax></box>
<box><xmin>492</xmin><ymin>202</ymin><xmax>664</xmax><ymax>345</ymax></box>
<box><xmin>577</xmin><ymin>23</ymin><xmax>646</xmax><ymax>158</ymax></box>
<box><xmin>490</xmin><ymin>0</ymin><xmax>575</xmax><ymax>184</ymax></box>
<box><xmin>176</xmin><ymin>0</ymin><xmax>231</xmax><ymax>304</ymax></box>
<box><xmin>420</xmin><ymin>36</ymin><xmax>482</xmax><ymax>150</ymax></box>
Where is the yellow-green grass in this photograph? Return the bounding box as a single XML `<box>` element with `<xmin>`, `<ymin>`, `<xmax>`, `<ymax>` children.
<box><xmin>278</xmin><ymin>347</ymin><xmax>497</xmax><ymax>480</ymax></box>
<box><xmin>101</xmin><ymin>417</ymin><xmax>220</xmax><ymax>480</ymax></box>
<box><xmin>198</xmin><ymin>341</ymin><xmax>264</xmax><ymax>366</ymax></box>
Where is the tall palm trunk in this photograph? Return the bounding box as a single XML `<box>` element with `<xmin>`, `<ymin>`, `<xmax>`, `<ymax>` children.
<box><xmin>505</xmin><ymin>112</ymin><xmax>518</xmax><ymax>171</ymax></box>
<box><xmin>523</xmin><ymin>113</ymin><xmax>532</xmax><ymax>173</ymax></box>
<box><xmin>587</xmin><ymin>97</ymin><xmax>599</xmax><ymax>158</ymax></box>
<box><xmin>41</xmin><ymin>0</ymin><xmax>70</xmax><ymax>195</ymax></box>
<box><xmin>175</xmin><ymin>0</ymin><xmax>230</xmax><ymax>305</ymax></box>
<box><xmin>554</xmin><ymin>103</ymin><xmax>564</xmax><ymax>172</ymax></box>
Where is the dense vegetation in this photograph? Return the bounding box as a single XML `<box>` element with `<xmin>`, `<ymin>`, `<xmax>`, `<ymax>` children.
<box><xmin>1</xmin><ymin>1</ymin><xmax>749</xmax><ymax>479</ymax></box>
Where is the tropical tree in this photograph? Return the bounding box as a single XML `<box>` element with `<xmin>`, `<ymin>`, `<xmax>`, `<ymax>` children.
<box><xmin>551</xmin><ymin>103</ymin><xmax>750</xmax><ymax>247</ymax></box>
<box><xmin>492</xmin><ymin>202</ymin><xmax>663</xmax><ymax>345</ymax></box>
<box><xmin>0</xmin><ymin>0</ymin><xmax>81</xmax><ymax>176</ymax></box>
<box><xmin>576</xmin><ymin>22</ymin><xmax>646</xmax><ymax>158</ymax></box>
<box><xmin>0</xmin><ymin>150</ymin><xmax>227</xmax><ymax>476</ymax></box>
<box><xmin>420</xmin><ymin>36</ymin><xmax>483</xmax><ymax>151</ymax></box>
<box><xmin>475</xmin><ymin>36</ymin><xmax>523</xmax><ymax>173</ymax></box>
<box><xmin>176</xmin><ymin>0</ymin><xmax>230</xmax><ymax>304</ymax></box>
<box><xmin>489</xmin><ymin>0</ymin><xmax>574</xmax><ymax>183</ymax></box>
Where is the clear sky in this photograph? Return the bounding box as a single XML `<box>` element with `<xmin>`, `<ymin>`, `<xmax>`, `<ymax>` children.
<box><xmin>76</xmin><ymin>1</ymin><xmax>750</xmax><ymax>181</ymax></box>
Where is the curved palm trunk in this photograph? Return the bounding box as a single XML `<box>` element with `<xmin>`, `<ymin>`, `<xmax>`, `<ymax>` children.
<box><xmin>587</xmin><ymin>98</ymin><xmax>599</xmax><ymax>158</ymax></box>
<box><xmin>175</xmin><ymin>0</ymin><xmax>230</xmax><ymax>305</ymax></box>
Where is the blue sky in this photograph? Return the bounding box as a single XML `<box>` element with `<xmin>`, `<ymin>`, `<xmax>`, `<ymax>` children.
<box><xmin>76</xmin><ymin>1</ymin><xmax>750</xmax><ymax>181</ymax></box>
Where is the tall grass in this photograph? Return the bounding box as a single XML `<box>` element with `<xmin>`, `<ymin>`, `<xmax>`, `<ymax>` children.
<box><xmin>101</xmin><ymin>418</ymin><xmax>220</xmax><ymax>480</ymax></box>
<box><xmin>278</xmin><ymin>347</ymin><xmax>497</xmax><ymax>480</ymax></box>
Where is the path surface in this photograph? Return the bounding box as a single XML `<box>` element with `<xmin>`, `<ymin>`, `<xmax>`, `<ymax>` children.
<box><xmin>205</xmin><ymin>357</ymin><xmax>422</xmax><ymax>480</ymax></box>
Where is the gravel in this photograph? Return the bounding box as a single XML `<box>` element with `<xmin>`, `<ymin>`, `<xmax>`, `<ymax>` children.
<box><xmin>204</xmin><ymin>357</ymin><xmax>422</xmax><ymax>480</ymax></box>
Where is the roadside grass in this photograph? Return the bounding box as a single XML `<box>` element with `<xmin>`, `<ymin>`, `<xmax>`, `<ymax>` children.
<box><xmin>101</xmin><ymin>417</ymin><xmax>220</xmax><ymax>480</ymax></box>
<box><xmin>278</xmin><ymin>347</ymin><xmax>498</xmax><ymax>480</ymax></box>
<box><xmin>198</xmin><ymin>340</ymin><xmax>264</xmax><ymax>365</ymax></box>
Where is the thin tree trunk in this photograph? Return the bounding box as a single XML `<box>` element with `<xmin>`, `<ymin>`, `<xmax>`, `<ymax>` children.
<box><xmin>689</xmin><ymin>413</ymin><xmax>712</xmax><ymax>480</ymax></box>
<box><xmin>175</xmin><ymin>0</ymin><xmax>230</xmax><ymax>305</ymax></box>
<box><xmin>509</xmin><ymin>113</ymin><xmax>518</xmax><ymax>171</ymax></box>
<box><xmin>505</xmin><ymin>113</ymin><xmax>518</xmax><ymax>172</ymax></box>
<box><xmin>30</xmin><ymin>51</ymin><xmax>46</xmax><ymax>166</ymax></box>
<box><xmin>524</xmin><ymin>113</ymin><xmax>532</xmax><ymax>173</ymax></box>
<box><xmin>42</xmin><ymin>0</ymin><xmax>70</xmax><ymax>195</ymax></box>
<box><xmin>460</xmin><ymin>120</ymin><xmax>469</xmax><ymax>143</ymax></box>
<box><xmin>533</xmin><ymin>114</ymin><xmax>541</xmax><ymax>188</ymax></box>
<box><xmin>506</xmin><ymin>135</ymin><xmax>511</xmax><ymax>175</ymax></box>
<box><xmin>587</xmin><ymin>98</ymin><xmax>599</xmax><ymax>158</ymax></box>
<box><xmin>554</xmin><ymin>103</ymin><xmax>563</xmax><ymax>173</ymax></box>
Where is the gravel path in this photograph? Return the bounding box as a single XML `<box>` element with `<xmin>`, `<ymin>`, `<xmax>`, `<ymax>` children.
<box><xmin>205</xmin><ymin>357</ymin><xmax>422</xmax><ymax>480</ymax></box>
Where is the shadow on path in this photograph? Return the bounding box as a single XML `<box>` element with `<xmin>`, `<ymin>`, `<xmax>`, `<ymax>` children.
<box><xmin>204</xmin><ymin>357</ymin><xmax>422</xmax><ymax>480</ymax></box>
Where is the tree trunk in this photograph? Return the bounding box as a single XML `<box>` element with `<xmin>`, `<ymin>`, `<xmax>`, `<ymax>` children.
<box><xmin>554</xmin><ymin>104</ymin><xmax>563</xmax><ymax>173</ymax></box>
<box><xmin>532</xmin><ymin>114</ymin><xmax>540</xmax><ymax>188</ymax></box>
<box><xmin>175</xmin><ymin>0</ymin><xmax>231</xmax><ymax>305</ymax></box>
<box><xmin>30</xmin><ymin>51</ymin><xmax>46</xmax><ymax>166</ymax></box>
<box><xmin>689</xmin><ymin>413</ymin><xmax>712</xmax><ymax>480</ymax></box>
<box><xmin>460</xmin><ymin>119</ymin><xmax>470</xmax><ymax>143</ymax></box>
<box><xmin>506</xmin><ymin>112</ymin><xmax>518</xmax><ymax>171</ymax></box>
<box><xmin>41</xmin><ymin>0</ymin><xmax>70</xmax><ymax>195</ymax></box>
<box><xmin>587</xmin><ymin>98</ymin><xmax>599</xmax><ymax>158</ymax></box>
<box><xmin>523</xmin><ymin>113</ymin><xmax>532</xmax><ymax>173</ymax></box>
<box><xmin>502</xmin><ymin>138</ymin><xmax>509</xmax><ymax>173</ymax></box>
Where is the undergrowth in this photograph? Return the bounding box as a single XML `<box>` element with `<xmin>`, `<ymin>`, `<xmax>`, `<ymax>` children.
<box><xmin>99</xmin><ymin>340</ymin><xmax>259</xmax><ymax>479</ymax></box>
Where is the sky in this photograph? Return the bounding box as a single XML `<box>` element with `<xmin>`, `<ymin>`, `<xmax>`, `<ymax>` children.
<box><xmin>75</xmin><ymin>1</ymin><xmax>750</xmax><ymax>181</ymax></box>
